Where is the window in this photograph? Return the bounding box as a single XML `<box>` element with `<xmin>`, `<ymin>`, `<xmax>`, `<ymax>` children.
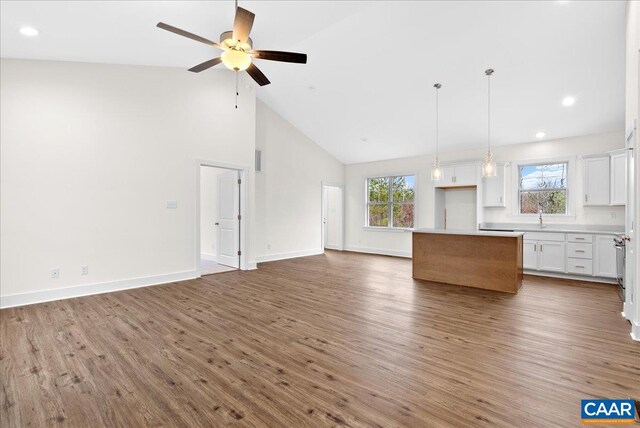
<box><xmin>367</xmin><ymin>175</ymin><xmax>416</xmax><ymax>228</ymax></box>
<box><xmin>518</xmin><ymin>162</ymin><xmax>568</xmax><ymax>214</ymax></box>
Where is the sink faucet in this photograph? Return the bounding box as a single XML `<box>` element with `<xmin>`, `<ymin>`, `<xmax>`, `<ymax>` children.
<box><xmin>539</xmin><ymin>209</ymin><xmax>544</xmax><ymax>228</ymax></box>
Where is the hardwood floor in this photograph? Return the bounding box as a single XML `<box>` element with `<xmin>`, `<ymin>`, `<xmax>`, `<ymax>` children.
<box><xmin>1</xmin><ymin>251</ymin><xmax>638</xmax><ymax>427</ymax></box>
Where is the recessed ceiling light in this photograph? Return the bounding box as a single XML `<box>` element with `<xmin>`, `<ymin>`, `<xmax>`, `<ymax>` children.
<box><xmin>307</xmin><ymin>86</ymin><xmax>317</xmax><ymax>92</ymax></box>
<box><xmin>19</xmin><ymin>26</ymin><xmax>39</xmax><ymax>37</ymax></box>
<box><xmin>360</xmin><ymin>137</ymin><xmax>368</xmax><ymax>142</ymax></box>
<box><xmin>562</xmin><ymin>96</ymin><xmax>576</xmax><ymax>106</ymax></box>
<box><xmin>535</xmin><ymin>132</ymin><xmax>546</xmax><ymax>139</ymax></box>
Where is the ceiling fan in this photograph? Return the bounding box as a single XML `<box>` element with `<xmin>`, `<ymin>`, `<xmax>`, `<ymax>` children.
<box><xmin>156</xmin><ymin>2</ymin><xmax>307</xmax><ymax>87</ymax></box>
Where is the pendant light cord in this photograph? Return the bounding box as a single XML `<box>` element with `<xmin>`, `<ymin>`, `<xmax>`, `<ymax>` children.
<box><xmin>486</xmin><ymin>69</ymin><xmax>493</xmax><ymax>153</ymax></box>
<box><xmin>436</xmin><ymin>86</ymin><xmax>439</xmax><ymax>158</ymax></box>
<box><xmin>434</xmin><ymin>83</ymin><xmax>441</xmax><ymax>160</ymax></box>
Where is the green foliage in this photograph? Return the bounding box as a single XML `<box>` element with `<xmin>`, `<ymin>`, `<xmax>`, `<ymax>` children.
<box><xmin>520</xmin><ymin>190</ymin><xmax>567</xmax><ymax>214</ymax></box>
<box><xmin>368</xmin><ymin>176</ymin><xmax>415</xmax><ymax>227</ymax></box>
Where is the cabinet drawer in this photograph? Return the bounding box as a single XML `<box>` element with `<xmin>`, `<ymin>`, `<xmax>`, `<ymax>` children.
<box><xmin>567</xmin><ymin>242</ymin><xmax>593</xmax><ymax>259</ymax></box>
<box><xmin>567</xmin><ymin>258</ymin><xmax>593</xmax><ymax>275</ymax></box>
<box><xmin>567</xmin><ymin>233</ymin><xmax>593</xmax><ymax>243</ymax></box>
<box><xmin>524</xmin><ymin>232</ymin><xmax>565</xmax><ymax>242</ymax></box>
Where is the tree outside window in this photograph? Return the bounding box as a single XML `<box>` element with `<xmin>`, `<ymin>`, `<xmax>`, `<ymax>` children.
<box><xmin>367</xmin><ymin>175</ymin><xmax>416</xmax><ymax>228</ymax></box>
<box><xmin>519</xmin><ymin>163</ymin><xmax>567</xmax><ymax>214</ymax></box>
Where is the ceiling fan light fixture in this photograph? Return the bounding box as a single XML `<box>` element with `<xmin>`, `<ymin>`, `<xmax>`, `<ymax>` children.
<box><xmin>221</xmin><ymin>49</ymin><xmax>252</xmax><ymax>71</ymax></box>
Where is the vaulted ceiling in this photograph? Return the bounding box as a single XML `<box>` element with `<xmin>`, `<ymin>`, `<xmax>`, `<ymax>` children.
<box><xmin>1</xmin><ymin>1</ymin><xmax>626</xmax><ymax>164</ymax></box>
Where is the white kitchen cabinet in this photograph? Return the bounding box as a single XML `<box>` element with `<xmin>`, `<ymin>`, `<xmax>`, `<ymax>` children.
<box><xmin>435</xmin><ymin>163</ymin><xmax>477</xmax><ymax>187</ymax></box>
<box><xmin>453</xmin><ymin>164</ymin><xmax>477</xmax><ymax>186</ymax></box>
<box><xmin>523</xmin><ymin>239</ymin><xmax>566</xmax><ymax>272</ymax></box>
<box><xmin>610</xmin><ymin>151</ymin><xmax>627</xmax><ymax>206</ymax></box>
<box><xmin>594</xmin><ymin>234</ymin><xmax>617</xmax><ymax>278</ymax></box>
<box><xmin>523</xmin><ymin>241</ymin><xmax>538</xmax><ymax>269</ymax></box>
<box><xmin>583</xmin><ymin>156</ymin><xmax>610</xmax><ymax>206</ymax></box>
<box><xmin>482</xmin><ymin>163</ymin><xmax>506</xmax><ymax>207</ymax></box>
<box><xmin>538</xmin><ymin>241</ymin><xmax>566</xmax><ymax>272</ymax></box>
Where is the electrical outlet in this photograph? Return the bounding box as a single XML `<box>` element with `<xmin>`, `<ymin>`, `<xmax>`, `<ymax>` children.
<box><xmin>51</xmin><ymin>269</ymin><xmax>60</xmax><ymax>279</ymax></box>
<box><xmin>81</xmin><ymin>265</ymin><xmax>89</xmax><ymax>275</ymax></box>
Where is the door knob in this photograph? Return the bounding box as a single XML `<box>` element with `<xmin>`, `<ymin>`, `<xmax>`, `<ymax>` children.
<box><xmin>214</xmin><ymin>222</ymin><xmax>219</xmax><ymax>226</ymax></box>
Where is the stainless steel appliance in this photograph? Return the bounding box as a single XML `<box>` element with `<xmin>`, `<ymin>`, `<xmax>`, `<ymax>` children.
<box><xmin>614</xmin><ymin>235</ymin><xmax>626</xmax><ymax>301</ymax></box>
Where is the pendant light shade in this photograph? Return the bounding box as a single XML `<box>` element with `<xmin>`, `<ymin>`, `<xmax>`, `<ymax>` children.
<box><xmin>431</xmin><ymin>83</ymin><xmax>443</xmax><ymax>181</ymax></box>
<box><xmin>482</xmin><ymin>69</ymin><xmax>497</xmax><ymax>178</ymax></box>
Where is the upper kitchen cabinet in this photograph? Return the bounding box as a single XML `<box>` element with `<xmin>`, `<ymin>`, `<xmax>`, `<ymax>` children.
<box><xmin>582</xmin><ymin>151</ymin><xmax>627</xmax><ymax>206</ymax></box>
<box><xmin>610</xmin><ymin>150</ymin><xmax>626</xmax><ymax>206</ymax></box>
<box><xmin>435</xmin><ymin>163</ymin><xmax>478</xmax><ymax>188</ymax></box>
<box><xmin>583</xmin><ymin>156</ymin><xmax>610</xmax><ymax>206</ymax></box>
<box><xmin>482</xmin><ymin>163</ymin><xmax>506</xmax><ymax>207</ymax></box>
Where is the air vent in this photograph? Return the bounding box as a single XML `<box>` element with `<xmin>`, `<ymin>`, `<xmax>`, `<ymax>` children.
<box><xmin>255</xmin><ymin>149</ymin><xmax>262</xmax><ymax>172</ymax></box>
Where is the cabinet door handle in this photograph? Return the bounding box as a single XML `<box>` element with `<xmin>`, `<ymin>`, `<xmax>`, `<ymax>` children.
<box><xmin>533</xmin><ymin>244</ymin><xmax>537</xmax><ymax>252</ymax></box>
<box><xmin>540</xmin><ymin>244</ymin><xmax>543</xmax><ymax>252</ymax></box>
<box><xmin>452</xmin><ymin>176</ymin><xmax>457</xmax><ymax>183</ymax></box>
<box><xmin>576</xmin><ymin>265</ymin><xmax>585</xmax><ymax>268</ymax></box>
<box><xmin>575</xmin><ymin>250</ymin><xmax>585</xmax><ymax>253</ymax></box>
<box><xmin>575</xmin><ymin>237</ymin><xmax>585</xmax><ymax>240</ymax></box>
<box><xmin>585</xmin><ymin>194</ymin><xmax>588</xmax><ymax>203</ymax></box>
<box><xmin>499</xmin><ymin>196</ymin><xmax>503</xmax><ymax>203</ymax></box>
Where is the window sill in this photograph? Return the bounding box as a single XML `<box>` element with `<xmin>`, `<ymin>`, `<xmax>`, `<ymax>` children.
<box><xmin>514</xmin><ymin>214</ymin><xmax>576</xmax><ymax>219</ymax></box>
<box><xmin>362</xmin><ymin>226</ymin><xmax>414</xmax><ymax>233</ymax></box>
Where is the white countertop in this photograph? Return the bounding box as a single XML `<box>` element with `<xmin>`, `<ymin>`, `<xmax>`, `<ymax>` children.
<box><xmin>413</xmin><ymin>228</ymin><xmax>525</xmax><ymax>238</ymax></box>
<box><xmin>479</xmin><ymin>223</ymin><xmax>625</xmax><ymax>236</ymax></box>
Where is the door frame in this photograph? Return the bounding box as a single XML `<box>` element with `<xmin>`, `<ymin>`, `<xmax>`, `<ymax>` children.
<box><xmin>196</xmin><ymin>159</ymin><xmax>250</xmax><ymax>274</ymax></box>
<box><xmin>321</xmin><ymin>182</ymin><xmax>344</xmax><ymax>251</ymax></box>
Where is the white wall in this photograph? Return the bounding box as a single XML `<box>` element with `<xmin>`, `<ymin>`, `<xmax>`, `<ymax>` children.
<box><xmin>345</xmin><ymin>132</ymin><xmax>625</xmax><ymax>257</ymax></box>
<box><xmin>0</xmin><ymin>59</ymin><xmax>256</xmax><ymax>301</ymax></box>
<box><xmin>255</xmin><ymin>100</ymin><xmax>344</xmax><ymax>262</ymax></box>
<box><xmin>200</xmin><ymin>166</ymin><xmax>229</xmax><ymax>259</ymax></box>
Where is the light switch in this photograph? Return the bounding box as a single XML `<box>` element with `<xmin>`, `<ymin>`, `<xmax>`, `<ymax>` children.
<box><xmin>166</xmin><ymin>200</ymin><xmax>178</xmax><ymax>209</ymax></box>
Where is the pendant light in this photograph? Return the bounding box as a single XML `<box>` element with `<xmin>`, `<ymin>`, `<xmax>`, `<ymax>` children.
<box><xmin>481</xmin><ymin>69</ymin><xmax>497</xmax><ymax>177</ymax></box>
<box><xmin>431</xmin><ymin>83</ymin><xmax>443</xmax><ymax>181</ymax></box>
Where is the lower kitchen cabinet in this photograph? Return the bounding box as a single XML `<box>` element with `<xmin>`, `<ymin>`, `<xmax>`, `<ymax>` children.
<box><xmin>524</xmin><ymin>240</ymin><xmax>566</xmax><ymax>273</ymax></box>
<box><xmin>523</xmin><ymin>241</ymin><xmax>538</xmax><ymax>270</ymax></box>
<box><xmin>594</xmin><ymin>235</ymin><xmax>617</xmax><ymax>278</ymax></box>
<box><xmin>523</xmin><ymin>232</ymin><xmax>618</xmax><ymax>280</ymax></box>
<box><xmin>538</xmin><ymin>241</ymin><xmax>566</xmax><ymax>272</ymax></box>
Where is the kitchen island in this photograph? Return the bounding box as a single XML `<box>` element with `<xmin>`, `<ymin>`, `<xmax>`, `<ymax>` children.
<box><xmin>413</xmin><ymin>229</ymin><xmax>524</xmax><ymax>293</ymax></box>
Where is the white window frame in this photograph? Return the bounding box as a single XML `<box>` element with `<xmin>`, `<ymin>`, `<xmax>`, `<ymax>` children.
<box><xmin>511</xmin><ymin>157</ymin><xmax>576</xmax><ymax>218</ymax></box>
<box><xmin>363</xmin><ymin>173</ymin><xmax>418</xmax><ymax>231</ymax></box>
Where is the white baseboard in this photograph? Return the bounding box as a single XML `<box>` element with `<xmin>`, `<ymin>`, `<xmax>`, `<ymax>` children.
<box><xmin>523</xmin><ymin>270</ymin><xmax>617</xmax><ymax>284</ymax></box>
<box><xmin>200</xmin><ymin>253</ymin><xmax>217</xmax><ymax>262</ymax></box>
<box><xmin>324</xmin><ymin>244</ymin><xmax>343</xmax><ymax>251</ymax></box>
<box><xmin>245</xmin><ymin>261</ymin><xmax>258</xmax><ymax>270</ymax></box>
<box><xmin>256</xmin><ymin>248</ymin><xmax>323</xmax><ymax>263</ymax></box>
<box><xmin>0</xmin><ymin>270</ymin><xmax>199</xmax><ymax>309</ymax></box>
<box><xmin>344</xmin><ymin>246</ymin><xmax>411</xmax><ymax>258</ymax></box>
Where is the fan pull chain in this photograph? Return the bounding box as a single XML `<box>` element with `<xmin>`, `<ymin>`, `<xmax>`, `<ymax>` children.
<box><xmin>235</xmin><ymin>72</ymin><xmax>239</xmax><ymax>109</ymax></box>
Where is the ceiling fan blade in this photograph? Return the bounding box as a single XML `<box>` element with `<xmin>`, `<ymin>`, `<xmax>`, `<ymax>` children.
<box><xmin>233</xmin><ymin>7</ymin><xmax>255</xmax><ymax>43</ymax></box>
<box><xmin>157</xmin><ymin>22</ymin><xmax>222</xmax><ymax>49</ymax></box>
<box><xmin>188</xmin><ymin>57</ymin><xmax>222</xmax><ymax>73</ymax></box>
<box><xmin>251</xmin><ymin>50</ymin><xmax>307</xmax><ymax>64</ymax></box>
<box><xmin>246</xmin><ymin>63</ymin><xmax>270</xmax><ymax>86</ymax></box>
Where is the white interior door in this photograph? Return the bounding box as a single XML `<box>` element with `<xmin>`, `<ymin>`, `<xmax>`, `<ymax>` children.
<box><xmin>322</xmin><ymin>185</ymin><xmax>343</xmax><ymax>250</ymax></box>
<box><xmin>216</xmin><ymin>170</ymin><xmax>240</xmax><ymax>268</ymax></box>
<box><xmin>625</xmin><ymin>122</ymin><xmax>636</xmax><ymax>317</ymax></box>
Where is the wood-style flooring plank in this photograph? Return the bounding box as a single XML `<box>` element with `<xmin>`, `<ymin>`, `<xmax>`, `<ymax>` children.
<box><xmin>1</xmin><ymin>250</ymin><xmax>638</xmax><ymax>427</ymax></box>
